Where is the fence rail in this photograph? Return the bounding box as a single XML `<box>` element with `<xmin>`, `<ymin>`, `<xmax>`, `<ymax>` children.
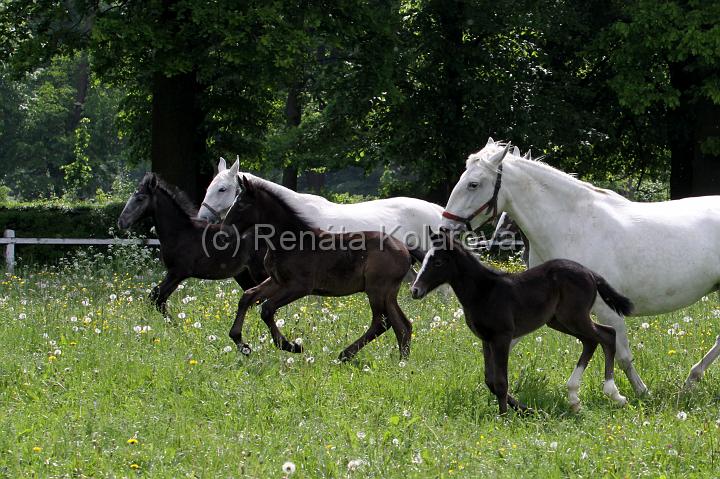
<box><xmin>2</xmin><ymin>228</ymin><xmax>525</xmax><ymax>274</ymax></box>
<box><xmin>2</xmin><ymin>229</ymin><xmax>160</xmax><ymax>273</ymax></box>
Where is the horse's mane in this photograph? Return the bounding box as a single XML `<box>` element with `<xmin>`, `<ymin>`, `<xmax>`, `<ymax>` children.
<box><xmin>247</xmin><ymin>178</ymin><xmax>314</xmax><ymax>231</ymax></box>
<box><xmin>141</xmin><ymin>173</ymin><xmax>198</xmax><ymax>218</ymax></box>
<box><xmin>447</xmin><ymin>234</ymin><xmax>507</xmax><ymax>278</ymax></box>
<box><xmin>466</xmin><ymin>141</ymin><xmax>627</xmax><ymax>201</ymax></box>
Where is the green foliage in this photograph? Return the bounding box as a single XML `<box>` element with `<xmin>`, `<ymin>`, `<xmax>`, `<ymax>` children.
<box><xmin>0</xmin><ymin>54</ymin><xmax>136</xmax><ymax>200</ymax></box>
<box><xmin>0</xmin><ymin>200</ymin><xmax>152</xmax><ymax>264</ymax></box>
<box><xmin>61</xmin><ymin>117</ymin><xmax>93</xmax><ymax>198</ymax></box>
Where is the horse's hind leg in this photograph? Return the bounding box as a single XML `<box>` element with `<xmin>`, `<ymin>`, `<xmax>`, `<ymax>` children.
<box><xmin>547</xmin><ymin>318</ymin><xmax>597</xmax><ymax>413</ymax></box>
<box><xmin>385</xmin><ymin>292</ymin><xmax>412</xmax><ymax>360</ymax></box>
<box><xmin>594</xmin><ymin>302</ymin><xmax>648</xmax><ymax>397</ymax></box>
<box><xmin>594</xmin><ymin>323</ymin><xmax>627</xmax><ymax>406</ymax></box>
<box><xmin>685</xmin><ymin>335</ymin><xmax>720</xmax><ymax>388</ymax></box>
<box><xmin>338</xmin><ymin>294</ymin><xmax>391</xmax><ymax>362</ymax></box>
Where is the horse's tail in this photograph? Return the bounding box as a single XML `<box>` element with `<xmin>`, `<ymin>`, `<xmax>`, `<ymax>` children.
<box><xmin>593</xmin><ymin>273</ymin><xmax>634</xmax><ymax>317</ymax></box>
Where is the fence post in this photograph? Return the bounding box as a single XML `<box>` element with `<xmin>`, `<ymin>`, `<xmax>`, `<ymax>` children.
<box><xmin>4</xmin><ymin>229</ymin><xmax>15</xmax><ymax>274</ymax></box>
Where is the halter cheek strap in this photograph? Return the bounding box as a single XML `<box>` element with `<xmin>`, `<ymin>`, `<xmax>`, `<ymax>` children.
<box><xmin>442</xmin><ymin>163</ymin><xmax>503</xmax><ymax>230</ymax></box>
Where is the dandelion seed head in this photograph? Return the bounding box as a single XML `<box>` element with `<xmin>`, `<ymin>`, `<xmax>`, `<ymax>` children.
<box><xmin>282</xmin><ymin>461</ymin><xmax>296</xmax><ymax>474</ymax></box>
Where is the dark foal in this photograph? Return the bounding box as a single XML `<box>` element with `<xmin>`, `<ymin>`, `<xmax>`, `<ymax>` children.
<box><xmin>117</xmin><ymin>173</ymin><xmax>268</xmax><ymax>314</ymax></box>
<box><xmin>411</xmin><ymin>230</ymin><xmax>632</xmax><ymax>414</ymax></box>
<box><xmin>223</xmin><ymin>175</ymin><xmax>421</xmax><ymax>361</ymax></box>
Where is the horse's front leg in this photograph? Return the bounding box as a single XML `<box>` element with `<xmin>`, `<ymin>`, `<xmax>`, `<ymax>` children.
<box><xmin>488</xmin><ymin>335</ymin><xmax>515</xmax><ymax>415</ymax></box>
<box><xmin>228</xmin><ymin>278</ymin><xmax>278</xmax><ymax>355</ymax></box>
<box><xmin>259</xmin><ymin>285</ymin><xmax>308</xmax><ymax>353</ymax></box>
<box><xmin>150</xmin><ymin>272</ymin><xmax>184</xmax><ymax>316</ymax></box>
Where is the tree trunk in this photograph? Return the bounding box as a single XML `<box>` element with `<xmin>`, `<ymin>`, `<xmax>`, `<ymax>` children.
<box><xmin>150</xmin><ymin>70</ymin><xmax>207</xmax><ymax>205</ymax></box>
<box><xmin>69</xmin><ymin>53</ymin><xmax>89</xmax><ymax>132</ymax></box>
<box><xmin>668</xmin><ymin>62</ymin><xmax>694</xmax><ymax>199</ymax></box>
<box><xmin>304</xmin><ymin>170</ymin><xmax>325</xmax><ymax>193</ymax></box>
<box><xmin>668</xmin><ymin>61</ymin><xmax>720</xmax><ymax>199</ymax></box>
<box><xmin>432</xmin><ymin>1</ymin><xmax>465</xmax><ymax>204</ymax></box>
<box><xmin>281</xmin><ymin>85</ymin><xmax>302</xmax><ymax>190</ymax></box>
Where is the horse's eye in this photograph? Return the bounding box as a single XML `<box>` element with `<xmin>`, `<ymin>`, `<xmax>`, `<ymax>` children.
<box><xmin>433</xmin><ymin>259</ymin><xmax>444</xmax><ymax>267</ymax></box>
<box><xmin>219</xmin><ymin>187</ymin><xmax>227</xmax><ymax>193</ymax></box>
<box><xmin>468</xmin><ymin>182</ymin><xmax>479</xmax><ymax>190</ymax></box>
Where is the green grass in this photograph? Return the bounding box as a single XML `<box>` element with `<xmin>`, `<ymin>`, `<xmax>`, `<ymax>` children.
<box><xmin>1</xmin><ymin>252</ymin><xmax>720</xmax><ymax>478</ymax></box>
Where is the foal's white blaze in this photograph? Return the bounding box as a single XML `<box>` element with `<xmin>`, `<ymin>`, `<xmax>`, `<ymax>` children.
<box><xmin>442</xmin><ymin>138</ymin><xmax>720</xmax><ymax>396</ymax></box>
<box><xmin>416</xmin><ymin>247</ymin><xmax>436</xmax><ymax>282</ymax></box>
<box><xmin>566</xmin><ymin>365</ymin><xmax>585</xmax><ymax>412</ymax></box>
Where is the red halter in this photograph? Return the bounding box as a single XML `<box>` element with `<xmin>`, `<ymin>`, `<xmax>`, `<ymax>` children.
<box><xmin>442</xmin><ymin>163</ymin><xmax>503</xmax><ymax>230</ymax></box>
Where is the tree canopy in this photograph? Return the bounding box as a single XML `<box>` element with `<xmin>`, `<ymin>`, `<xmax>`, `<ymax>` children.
<box><xmin>0</xmin><ymin>0</ymin><xmax>718</xmax><ymax>202</ymax></box>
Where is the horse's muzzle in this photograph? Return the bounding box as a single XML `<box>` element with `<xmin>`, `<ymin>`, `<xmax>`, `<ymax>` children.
<box><xmin>411</xmin><ymin>285</ymin><xmax>426</xmax><ymax>300</ymax></box>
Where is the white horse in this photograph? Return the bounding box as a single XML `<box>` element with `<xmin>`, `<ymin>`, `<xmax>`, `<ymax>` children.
<box><xmin>440</xmin><ymin>137</ymin><xmax>720</xmax><ymax>397</ymax></box>
<box><xmin>197</xmin><ymin>158</ymin><xmax>443</xmax><ymax>251</ymax></box>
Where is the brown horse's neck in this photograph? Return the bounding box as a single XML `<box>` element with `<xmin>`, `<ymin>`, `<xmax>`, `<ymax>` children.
<box><xmin>256</xmin><ymin>190</ymin><xmax>316</xmax><ymax>237</ymax></box>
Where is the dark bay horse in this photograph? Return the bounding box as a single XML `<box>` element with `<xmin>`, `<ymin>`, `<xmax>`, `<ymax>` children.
<box><xmin>223</xmin><ymin>175</ymin><xmax>423</xmax><ymax>361</ymax></box>
<box><xmin>411</xmin><ymin>230</ymin><xmax>632</xmax><ymax>414</ymax></box>
<box><xmin>117</xmin><ymin>173</ymin><xmax>267</xmax><ymax>314</ymax></box>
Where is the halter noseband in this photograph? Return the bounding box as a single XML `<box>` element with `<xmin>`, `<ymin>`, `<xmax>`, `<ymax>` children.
<box><xmin>442</xmin><ymin>163</ymin><xmax>503</xmax><ymax>230</ymax></box>
<box><xmin>201</xmin><ymin>201</ymin><xmax>224</xmax><ymax>223</ymax></box>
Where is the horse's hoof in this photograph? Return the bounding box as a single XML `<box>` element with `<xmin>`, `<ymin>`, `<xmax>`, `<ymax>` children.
<box><xmin>569</xmin><ymin>402</ymin><xmax>581</xmax><ymax>414</ymax></box>
<box><xmin>238</xmin><ymin>344</ymin><xmax>252</xmax><ymax>356</ymax></box>
<box><xmin>288</xmin><ymin>342</ymin><xmax>304</xmax><ymax>354</ymax></box>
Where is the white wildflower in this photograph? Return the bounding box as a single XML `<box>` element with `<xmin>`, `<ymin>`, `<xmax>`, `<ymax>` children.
<box><xmin>281</xmin><ymin>461</ymin><xmax>296</xmax><ymax>475</ymax></box>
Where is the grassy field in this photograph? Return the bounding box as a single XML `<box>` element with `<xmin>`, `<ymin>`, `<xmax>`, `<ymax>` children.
<box><xmin>1</xmin><ymin>248</ymin><xmax>719</xmax><ymax>478</ymax></box>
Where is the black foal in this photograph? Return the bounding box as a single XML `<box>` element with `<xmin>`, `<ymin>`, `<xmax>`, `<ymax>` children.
<box><xmin>117</xmin><ymin>173</ymin><xmax>268</xmax><ymax>314</ymax></box>
<box><xmin>411</xmin><ymin>230</ymin><xmax>632</xmax><ymax>414</ymax></box>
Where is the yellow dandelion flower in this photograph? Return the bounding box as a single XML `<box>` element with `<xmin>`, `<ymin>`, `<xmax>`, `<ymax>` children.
<box><xmin>130</xmin><ymin>463</ymin><xmax>140</xmax><ymax>469</ymax></box>
<box><xmin>153</xmin><ymin>338</ymin><xmax>160</xmax><ymax>344</ymax></box>
<box><xmin>48</xmin><ymin>355</ymin><xmax>57</xmax><ymax>362</ymax></box>
<box><xmin>127</xmin><ymin>438</ymin><xmax>138</xmax><ymax>445</ymax></box>
<box><xmin>668</xmin><ymin>350</ymin><xmax>677</xmax><ymax>355</ymax></box>
<box><xmin>188</xmin><ymin>359</ymin><xmax>198</xmax><ymax>366</ymax></box>
<box><xmin>32</xmin><ymin>446</ymin><xmax>42</xmax><ymax>453</ymax></box>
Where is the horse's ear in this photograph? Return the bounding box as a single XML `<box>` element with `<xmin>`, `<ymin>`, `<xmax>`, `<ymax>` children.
<box><xmin>240</xmin><ymin>175</ymin><xmax>254</xmax><ymax>197</ymax></box>
<box><xmin>229</xmin><ymin>158</ymin><xmax>239</xmax><ymax>177</ymax></box>
<box><xmin>488</xmin><ymin>143</ymin><xmax>511</xmax><ymax>168</ymax></box>
<box><xmin>148</xmin><ymin>173</ymin><xmax>158</xmax><ymax>191</ymax></box>
<box><xmin>523</xmin><ymin>149</ymin><xmax>532</xmax><ymax>160</ymax></box>
<box><xmin>486</xmin><ymin>136</ymin><xmax>495</xmax><ymax>146</ymax></box>
<box><xmin>512</xmin><ymin>146</ymin><xmax>520</xmax><ymax>157</ymax></box>
<box><xmin>217</xmin><ymin>157</ymin><xmax>227</xmax><ymax>172</ymax></box>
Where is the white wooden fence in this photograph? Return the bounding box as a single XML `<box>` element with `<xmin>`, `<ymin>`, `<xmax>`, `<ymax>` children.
<box><xmin>1</xmin><ymin>229</ymin><xmax>160</xmax><ymax>274</ymax></box>
<box><xmin>1</xmin><ymin>228</ymin><xmax>525</xmax><ymax>274</ymax></box>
